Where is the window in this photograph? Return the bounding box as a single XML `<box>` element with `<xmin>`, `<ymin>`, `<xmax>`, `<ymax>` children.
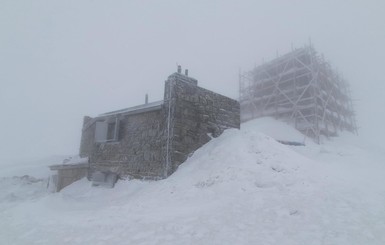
<box><xmin>107</xmin><ymin>122</ymin><xmax>116</xmax><ymax>141</ymax></box>
<box><xmin>95</xmin><ymin>117</ymin><xmax>119</xmax><ymax>142</ymax></box>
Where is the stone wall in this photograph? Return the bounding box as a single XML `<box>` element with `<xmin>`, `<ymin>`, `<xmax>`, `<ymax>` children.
<box><xmin>89</xmin><ymin>109</ymin><xmax>167</xmax><ymax>179</ymax></box>
<box><xmin>79</xmin><ymin>116</ymin><xmax>95</xmax><ymax>158</ymax></box>
<box><xmin>50</xmin><ymin>163</ymin><xmax>89</xmax><ymax>192</ymax></box>
<box><xmin>165</xmin><ymin>74</ymin><xmax>240</xmax><ymax>173</ymax></box>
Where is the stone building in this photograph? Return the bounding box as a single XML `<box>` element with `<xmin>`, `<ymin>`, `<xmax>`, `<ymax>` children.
<box><xmin>79</xmin><ymin>67</ymin><xmax>240</xmax><ymax>180</ymax></box>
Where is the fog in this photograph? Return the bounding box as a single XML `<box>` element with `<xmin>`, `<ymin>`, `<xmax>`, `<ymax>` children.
<box><xmin>1</xmin><ymin>0</ymin><xmax>384</xmax><ymax>160</ymax></box>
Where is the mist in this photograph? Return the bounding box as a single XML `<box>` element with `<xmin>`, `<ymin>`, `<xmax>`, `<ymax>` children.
<box><xmin>1</xmin><ymin>0</ymin><xmax>384</xmax><ymax>160</ymax></box>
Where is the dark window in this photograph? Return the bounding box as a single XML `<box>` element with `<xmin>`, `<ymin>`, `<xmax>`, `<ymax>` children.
<box><xmin>107</xmin><ymin>122</ymin><xmax>116</xmax><ymax>141</ymax></box>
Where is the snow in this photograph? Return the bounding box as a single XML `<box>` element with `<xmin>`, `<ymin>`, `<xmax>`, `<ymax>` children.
<box><xmin>1</xmin><ymin>117</ymin><xmax>385</xmax><ymax>244</ymax></box>
<box><xmin>0</xmin><ymin>155</ymin><xmax>70</xmax><ymax>179</ymax></box>
<box><xmin>61</xmin><ymin>155</ymin><xmax>89</xmax><ymax>165</ymax></box>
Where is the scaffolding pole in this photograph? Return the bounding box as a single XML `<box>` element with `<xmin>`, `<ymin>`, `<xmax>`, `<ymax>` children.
<box><xmin>240</xmin><ymin>45</ymin><xmax>357</xmax><ymax>143</ymax></box>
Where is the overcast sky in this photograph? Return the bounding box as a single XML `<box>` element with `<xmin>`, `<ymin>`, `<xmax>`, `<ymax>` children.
<box><xmin>1</xmin><ymin>0</ymin><xmax>384</xmax><ymax>160</ymax></box>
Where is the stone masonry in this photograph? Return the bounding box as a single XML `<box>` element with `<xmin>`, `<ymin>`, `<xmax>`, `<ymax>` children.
<box><xmin>79</xmin><ymin>69</ymin><xmax>240</xmax><ymax>179</ymax></box>
<box><xmin>164</xmin><ymin>73</ymin><xmax>240</xmax><ymax>175</ymax></box>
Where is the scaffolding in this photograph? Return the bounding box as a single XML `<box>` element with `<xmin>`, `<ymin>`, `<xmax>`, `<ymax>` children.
<box><xmin>239</xmin><ymin>45</ymin><xmax>357</xmax><ymax>143</ymax></box>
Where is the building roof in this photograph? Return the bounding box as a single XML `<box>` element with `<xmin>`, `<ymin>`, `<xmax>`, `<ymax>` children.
<box><xmin>99</xmin><ymin>100</ymin><xmax>163</xmax><ymax>117</ymax></box>
<box><xmin>82</xmin><ymin>100</ymin><xmax>164</xmax><ymax>132</ymax></box>
<box><xmin>49</xmin><ymin>163</ymin><xmax>89</xmax><ymax>170</ymax></box>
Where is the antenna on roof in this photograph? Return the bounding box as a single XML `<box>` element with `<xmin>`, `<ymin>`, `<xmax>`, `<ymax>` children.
<box><xmin>145</xmin><ymin>93</ymin><xmax>148</xmax><ymax>104</ymax></box>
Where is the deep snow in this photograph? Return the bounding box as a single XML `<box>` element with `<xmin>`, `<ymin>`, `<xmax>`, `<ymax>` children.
<box><xmin>1</xmin><ymin>118</ymin><xmax>384</xmax><ymax>245</ymax></box>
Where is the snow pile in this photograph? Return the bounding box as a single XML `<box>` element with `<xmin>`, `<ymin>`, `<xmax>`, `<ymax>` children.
<box><xmin>1</xmin><ymin>118</ymin><xmax>385</xmax><ymax>244</ymax></box>
<box><xmin>61</xmin><ymin>155</ymin><xmax>89</xmax><ymax>165</ymax></box>
<box><xmin>0</xmin><ymin>176</ymin><xmax>47</xmax><ymax>208</ymax></box>
<box><xmin>241</xmin><ymin>117</ymin><xmax>309</xmax><ymax>144</ymax></box>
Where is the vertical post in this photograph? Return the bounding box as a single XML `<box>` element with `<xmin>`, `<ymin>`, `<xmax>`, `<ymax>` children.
<box><xmin>238</xmin><ymin>69</ymin><xmax>242</xmax><ymax>102</ymax></box>
<box><xmin>309</xmin><ymin>46</ymin><xmax>319</xmax><ymax>143</ymax></box>
<box><xmin>165</xmin><ymin>80</ymin><xmax>174</xmax><ymax>178</ymax></box>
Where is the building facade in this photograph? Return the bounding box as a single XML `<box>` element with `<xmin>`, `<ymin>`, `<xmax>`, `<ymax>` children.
<box><xmin>80</xmin><ymin>69</ymin><xmax>240</xmax><ymax>179</ymax></box>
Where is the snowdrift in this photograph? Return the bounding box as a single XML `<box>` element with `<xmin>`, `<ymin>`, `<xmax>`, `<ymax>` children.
<box><xmin>1</xmin><ymin>118</ymin><xmax>384</xmax><ymax>245</ymax></box>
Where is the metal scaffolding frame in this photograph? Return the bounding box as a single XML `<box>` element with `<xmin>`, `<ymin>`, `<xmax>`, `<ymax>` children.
<box><xmin>239</xmin><ymin>45</ymin><xmax>357</xmax><ymax>143</ymax></box>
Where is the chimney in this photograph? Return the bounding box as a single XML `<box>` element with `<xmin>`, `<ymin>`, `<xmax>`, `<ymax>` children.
<box><xmin>185</xmin><ymin>69</ymin><xmax>188</xmax><ymax>76</ymax></box>
<box><xmin>177</xmin><ymin>65</ymin><xmax>182</xmax><ymax>73</ymax></box>
<box><xmin>145</xmin><ymin>93</ymin><xmax>148</xmax><ymax>104</ymax></box>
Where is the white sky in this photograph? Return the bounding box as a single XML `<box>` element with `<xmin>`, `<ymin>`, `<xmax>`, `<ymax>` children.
<box><xmin>1</xmin><ymin>0</ymin><xmax>384</xmax><ymax>160</ymax></box>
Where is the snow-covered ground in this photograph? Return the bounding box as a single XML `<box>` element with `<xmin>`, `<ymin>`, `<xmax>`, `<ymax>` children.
<box><xmin>1</xmin><ymin>117</ymin><xmax>384</xmax><ymax>245</ymax></box>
